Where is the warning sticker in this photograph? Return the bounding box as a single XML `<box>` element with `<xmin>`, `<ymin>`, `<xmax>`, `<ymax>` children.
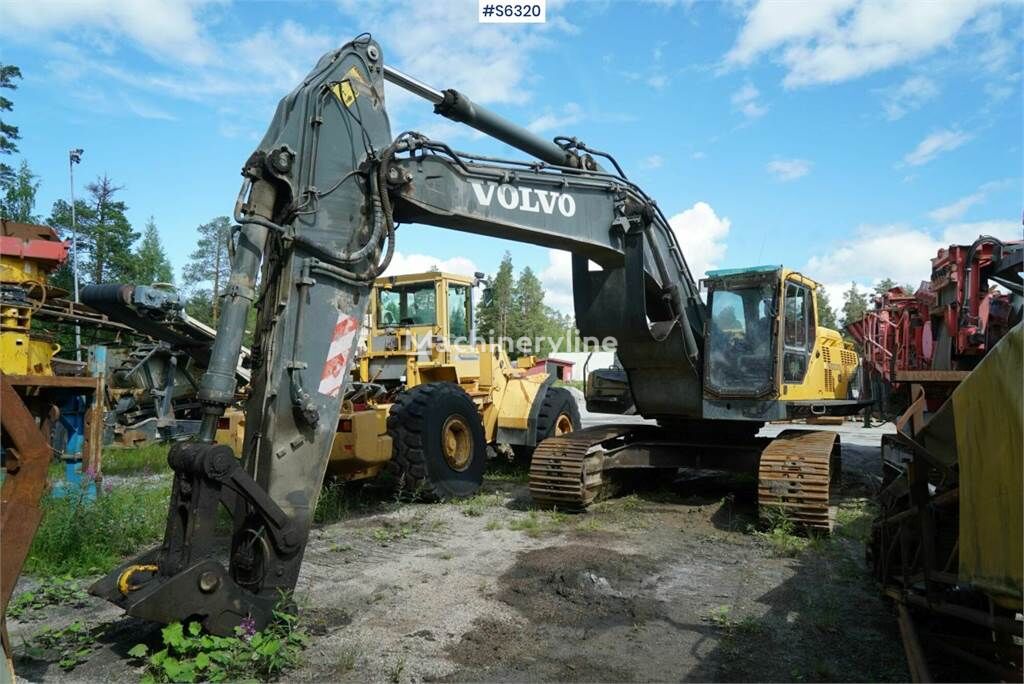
<box><xmin>329</xmin><ymin>66</ymin><xmax>368</xmax><ymax>108</ymax></box>
<box><xmin>318</xmin><ymin>311</ymin><xmax>360</xmax><ymax>397</ymax></box>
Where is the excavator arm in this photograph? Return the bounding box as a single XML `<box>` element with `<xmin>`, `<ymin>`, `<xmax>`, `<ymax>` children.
<box><xmin>91</xmin><ymin>35</ymin><xmax>708</xmax><ymax>632</ymax></box>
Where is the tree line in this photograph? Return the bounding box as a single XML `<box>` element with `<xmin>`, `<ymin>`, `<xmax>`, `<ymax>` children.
<box><xmin>0</xmin><ymin>61</ymin><xmax>233</xmax><ymax>333</ymax></box>
<box><xmin>475</xmin><ymin>252</ymin><xmax>577</xmax><ymax>358</ymax></box>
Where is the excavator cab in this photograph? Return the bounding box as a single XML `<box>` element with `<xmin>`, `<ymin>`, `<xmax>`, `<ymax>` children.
<box><xmin>702</xmin><ymin>266</ymin><xmax>862</xmax><ymax>421</ymax></box>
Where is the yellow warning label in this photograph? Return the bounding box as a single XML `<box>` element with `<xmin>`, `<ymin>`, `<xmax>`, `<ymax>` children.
<box><xmin>330</xmin><ymin>66</ymin><xmax>368</xmax><ymax>108</ymax></box>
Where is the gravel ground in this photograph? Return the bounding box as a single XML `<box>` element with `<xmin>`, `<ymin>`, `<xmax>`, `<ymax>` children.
<box><xmin>8</xmin><ymin>415</ymin><xmax>908</xmax><ymax>683</ymax></box>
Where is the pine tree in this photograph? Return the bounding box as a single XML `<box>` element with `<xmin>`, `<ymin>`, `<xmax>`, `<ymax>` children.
<box><xmin>185</xmin><ymin>289</ymin><xmax>215</xmax><ymax>325</ymax></box>
<box><xmin>50</xmin><ymin>175</ymin><xmax>139</xmax><ymax>284</ymax></box>
<box><xmin>873</xmin><ymin>277</ymin><xmax>897</xmax><ymax>298</ymax></box>
<box><xmin>476</xmin><ymin>252</ymin><xmax>515</xmax><ymax>342</ymax></box>
<box><xmin>0</xmin><ymin>159</ymin><xmax>39</xmax><ymax>222</ymax></box>
<box><xmin>511</xmin><ymin>266</ymin><xmax>547</xmax><ymax>357</ymax></box>
<box><xmin>182</xmin><ymin>217</ymin><xmax>232</xmax><ymax>324</ymax></box>
<box><xmin>132</xmin><ymin>217</ymin><xmax>174</xmax><ymax>284</ymax></box>
<box><xmin>47</xmin><ymin>197</ymin><xmax>96</xmax><ymax>291</ymax></box>
<box><xmin>841</xmin><ymin>282</ymin><xmax>868</xmax><ymax>330</ymax></box>
<box><xmin>0</xmin><ymin>64</ymin><xmax>22</xmax><ymax>183</ymax></box>
<box><xmin>816</xmin><ymin>286</ymin><xmax>839</xmax><ymax>331</ymax></box>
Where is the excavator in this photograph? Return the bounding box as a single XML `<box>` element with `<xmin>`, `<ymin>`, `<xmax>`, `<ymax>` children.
<box><xmin>89</xmin><ymin>35</ymin><xmax>863</xmax><ymax>634</ymax></box>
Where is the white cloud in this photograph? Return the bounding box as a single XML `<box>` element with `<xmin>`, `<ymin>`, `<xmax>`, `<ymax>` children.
<box><xmin>928</xmin><ymin>179</ymin><xmax>1013</xmax><ymax>222</ymax></box>
<box><xmin>641</xmin><ymin>155</ymin><xmax>664</xmax><ymax>169</ymax></box>
<box><xmin>730</xmin><ymin>82</ymin><xmax>768</xmax><ymax>118</ymax></box>
<box><xmin>929</xmin><ymin>193</ymin><xmax>986</xmax><ymax>223</ymax></box>
<box><xmin>667</xmin><ymin>202</ymin><xmax>732</xmax><ymax>279</ymax></box>
<box><xmin>690</xmin><ymin>151</ymin><xmax>707</xmax><ymax>160</ymax></box>
<box><xmin>646</xmin><ymin>74</ymin><xmax>670</xmax><ymax>90</ymax></box>
<box><xmin>124</xmin><ymin>97</ymin><xmax>176</xmax><ymax>121</ymax></box>
<box><xmin>527</xmin><ymin>103</ymin><xmax>583</xmax><ymax>134</ymax></box>
<box><xmin>903</xmin><ymin>129</ymin><xmax>972</xmax><ymax>166</ymax></box>
<box><xmin>341</xmin><ymin>0</ymin><xmax>575</xmax><ymax>112</ymax></box>
<box><xmin>766</xmin><ymin>158</ymin><xmax>812</xmax><ymax>181</ymax></box>
<box><xmin>234</xmin><ymin>21</ymin><xmax>335</xmax><ymax>93</ymax></box>
<box><xmin>880</xmin><ymin>75</ymin><xmax>939</xmax><ymax>121</ymax></box>
<box><xmin>383</xmin><ymin>251</ymin><xmax>478</xmax><ymax>278</ymax></box>
<box><xmin>726</xmin><ymin>0</ymin><xmax>992</xmax><ymax>88</ymax></box>
<box><xmin>540</xmin><ymin>250</ymin><xmax>575</xmax><ymax>314</ymax></box>
<box><xmin>2</xmin><ymin>0</ymin><xmax>215</xmax><ymax>66</ymax></box>
<box><xmin>805</xmin><ymin>220</ymin><xmax>1021</xmax><ymax>290</ymax></box>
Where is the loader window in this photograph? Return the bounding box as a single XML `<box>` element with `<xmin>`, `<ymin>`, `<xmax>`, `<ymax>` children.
<box><xmin>448</xmin><ymin>284</ymin><xmax>471</xmax><ymax>341</ymax></box>
<box><xmin>377</xmin><ymin>283</ymin><xmax>438</xmax><ymax>327</ymax></box>
<box><xmin>705</xmin><ymin>283</ymin><xmax>776</xmax><ymax>396</ymax></box>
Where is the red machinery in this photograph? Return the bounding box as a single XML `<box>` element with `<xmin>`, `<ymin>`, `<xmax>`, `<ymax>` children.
<box><xmin>848</xmin><ymin>235</ymin><xmax>1022</xmax><ymax>413</ymax></box>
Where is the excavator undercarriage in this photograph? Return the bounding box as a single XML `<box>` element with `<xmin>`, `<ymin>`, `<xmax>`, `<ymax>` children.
<box><xmin>529</xmin><ymin>422</ymin><xmax>842</xmax><ymax>533</ymax></box>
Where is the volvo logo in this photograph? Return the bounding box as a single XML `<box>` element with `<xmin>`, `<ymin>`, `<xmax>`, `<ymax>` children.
<box><xmin>469</xmin><ymin>180</ymin><xmax>577</xmax><ymax>218</ymax></box>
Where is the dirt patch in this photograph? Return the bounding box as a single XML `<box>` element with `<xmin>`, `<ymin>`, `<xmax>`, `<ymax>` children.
<box><xmin>495</xmin><ymin>544</ymin><xmax>662</xmax><ymax>628</ymax></box>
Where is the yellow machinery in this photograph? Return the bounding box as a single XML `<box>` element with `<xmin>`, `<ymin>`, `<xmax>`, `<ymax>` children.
<box><xmin>0</xmin><ymin>220</ymin><xmax>67</xmax><ymax>376</ymax></box>
<box><xmin>218</xmin><ymin>271</ymin><xmax>579</xmax><ymax>498</ymax></box>
<box><xmin>328</xmin><ymin>271</ymin><xmax>578</xmax><ymax>497</ymax></box>
<box><xmin>703</xmin><ymin>267</ymin><xmax>860</xmax><ymax>405</ymax></box>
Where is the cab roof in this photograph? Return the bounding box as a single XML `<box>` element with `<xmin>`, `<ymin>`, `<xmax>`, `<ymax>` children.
<box><xmin>374</xmin><ymin>271</ymin><xmax>476</xmax><ymax>287</ymax></box>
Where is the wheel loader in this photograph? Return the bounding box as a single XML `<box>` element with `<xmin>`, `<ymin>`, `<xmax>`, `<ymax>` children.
<box><xmin>89</xmin><ymin>36</ymin><xmax>867</xmax><ymax>634</ymax></box>
<box><xmin>324</xmin><ymin>270</ymin><xmax>580</xmax><ymax>496</ymax></box>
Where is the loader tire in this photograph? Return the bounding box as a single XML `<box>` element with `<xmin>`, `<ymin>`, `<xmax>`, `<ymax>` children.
<box><xmin>386</xmin><ymin>382</ymin><xmax>485</xmax><ymax>500</ymax></box>
<box><xmin>512</xmin><ymin>386</ymin><xmax>581</xmax><ymax>462</ymax></box>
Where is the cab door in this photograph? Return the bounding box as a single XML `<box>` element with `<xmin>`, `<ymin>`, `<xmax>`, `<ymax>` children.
<box><xmin>781</xmin><ymin>279</ymin><xmax>815</xmax><ymax>386</ymax></box>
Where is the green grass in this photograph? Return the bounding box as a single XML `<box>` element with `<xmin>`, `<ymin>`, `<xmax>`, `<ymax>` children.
<box><xmin>26</xmin><ymin>479</ymin><xmax>171</xmax><ymax>576</ymax></box>
<box><xmin>457</xmin><ymin>492</ymin><xmax>502</xmax><ymax>517</ymax></box>
<box><xmin>314</xmin><ymin>479</ymin><xmax>388</xmax><ymax>524</ymax></box>
<box><xmin>7</xmin><ymin>576</ymin><xmax>88</xmax><ymax>619</ymax></box>
<box><xmin>835</xmin><ymin>498</ymin><xmax>876</xmax><ymax>542</ymax></box>
<box><xmin>506</xmin><ymin>509</ymin><xmax>571</xmax><ymax>537</ymax></box>
<box><xmin>484</xmin><ymin>459</ymin><xmax>530</xmax><ymax>483</ymax></box>
<box><xmin>101</xmin><ymin>443</ymin><xmax>170</xmax><ymax>476</ymax></box>
<box><xmin>755</xmin><ymin>506</ymin><xmax>811</xmax><ymax>558</ymax></box>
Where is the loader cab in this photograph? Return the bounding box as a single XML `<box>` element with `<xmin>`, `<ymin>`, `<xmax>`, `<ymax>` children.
<box><xmin>360</xmin><ymin>271</ymin><xmax>477</xmax><ymax>387</ymax></box>
<box><xmin>371</xmin><ymin>272</ymin><xmax>474</xmax><ymax>342</ymax></box>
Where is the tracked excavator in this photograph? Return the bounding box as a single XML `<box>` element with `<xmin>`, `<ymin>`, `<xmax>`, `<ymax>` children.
<box><xmin>89</xmin><ymin>35</ymin><xmax>863</xmax><ymax>633</ymax></box>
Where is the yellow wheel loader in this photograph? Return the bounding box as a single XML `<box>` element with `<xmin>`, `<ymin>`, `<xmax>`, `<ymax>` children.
<box><xmin>329</xmin><ymin>270</ymin><xmax>579</xmax><ymax>497</ymax></box>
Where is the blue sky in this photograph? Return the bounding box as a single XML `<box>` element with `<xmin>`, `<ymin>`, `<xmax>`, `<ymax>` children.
<box><xmin>3</xmin><ymin>0</ymin><xmax>1021</xmax><ymax>315</ymax></box>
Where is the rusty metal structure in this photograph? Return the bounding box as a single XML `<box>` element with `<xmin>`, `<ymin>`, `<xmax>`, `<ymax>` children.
<box><xmin>0</xmin><ymin>221</ymin><xmax>104</xmax><ymax>672</ymax></box>
<box><xmin>0</xmin><ymin>374</ymin><xmax>54</xmax><ymax>675</ymax></box>
<box><xmin>870</xmin><ymin>324</ymin><xmax>1022</xmax><ymax>681</ymax></box>
<box><xmin>861</xmin><ymin>236</ymin><xmax>1023</xmax><ymax>681</ymax></box>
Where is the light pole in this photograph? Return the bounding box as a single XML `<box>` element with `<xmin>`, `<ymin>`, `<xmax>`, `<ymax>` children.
<box><xmin>69</xmin><ymin>148</ymin><xmax>83</xmax><ymax>362</ymax></box>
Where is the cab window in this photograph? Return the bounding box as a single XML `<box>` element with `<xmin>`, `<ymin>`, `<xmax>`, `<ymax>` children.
<box><xmin>782</xmin><ymin>281</ymin><xmax>815</xmax><ymax>383</ymax></box>
<box><xmin>377</xmin><ymin>282</ymin><xmax>437</xmax><ymax>327</ymax></box>
<box><xmin>448</xmin><ymin>284</ymin><xmax>470</xmax><ymax>340</ymax></box>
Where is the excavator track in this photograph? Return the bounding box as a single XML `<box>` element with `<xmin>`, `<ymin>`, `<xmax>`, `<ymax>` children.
<box><xmin>757</xmin><ymin>430</ymin><xmax>839</xmax><ymax>533</ymax></box>
<box><xmin>528</xmin><ymin>425</ymin><xmax>632</xmax><ymax>510</ymax></box>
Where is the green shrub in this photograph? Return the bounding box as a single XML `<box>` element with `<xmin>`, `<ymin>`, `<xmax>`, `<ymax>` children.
<box><xmin>101</xmin><ymin>444</ymin><xmax>170</xmax><ymax>476</ymax></box>
<box><xmin>26</xmin><ymin>479</ymin><xmax>170</xmax><ymax>576</ymax></box>
<box><xmin>130</xmin><ymin>608</ymin><xmax>307</xmax><ymax>683</ymax></box>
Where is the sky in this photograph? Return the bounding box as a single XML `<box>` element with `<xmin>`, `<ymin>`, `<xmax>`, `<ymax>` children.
<box><xmin>2</xmin><ymin>0</ymin><xmax>1021</xmax><ymax>317</ymax></box>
